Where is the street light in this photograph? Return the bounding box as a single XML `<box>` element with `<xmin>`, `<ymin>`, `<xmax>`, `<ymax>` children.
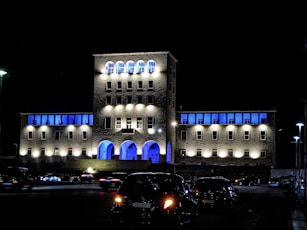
<box><xmin>0</xmin><ymin>69</ymin><xmax>7</xmax><ymax>156</ymax></box>
<box><xmin>294</xmin><ymin>136</ymin><xmax>300</xmax><ymax>169</ymax></box>
<box><xmin>294</xmin><ymin>135</ymin><xmax>300</xmax><ymax>189</ymax></box>
<box><xmin>297</xmin><ymin>122</ymin><xmax>304</xmax><ymax>179</ymax></box>
<box><xmin>0</xmin><ymin>70</ymin><xmax>7</xmax><ymax>87</ymax></box>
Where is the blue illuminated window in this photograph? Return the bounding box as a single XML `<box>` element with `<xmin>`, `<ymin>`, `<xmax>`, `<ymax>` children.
<box><xmin>243</xmin><ymin>113</ymin><xmax>251</xmax><ymax>124</ymax></box>
<box><xmin>147</xmin><ymin>60</ymin><xmax>156</xmax><ymax>73</ymax></box>
<box><xmin>260</xmin><ymin>113</ymin><xmax>267</xmax><ymax>123</ymax></box>
<box><xmin>105</xmin><ymin>61</ymin><xmax>114</xmax><ymax>74</ymax></box>
<box><xmin>136</xmin><ymin>60</ymin><xmax>145</xmax><ymax>73</ymax></box>
<box><xmin>212</xmin><ymin>113</ymin><xmax>219</xmax><ymax>124</ymax></box>
<box><xmin>219</xmin><ymin>113</ymin><xmax>227</xmax><ymax>124</ymax></box>
<box><xmin>116</xmin><ymin>61</ymin><xmax>125</xmax><ymax>74</ymax></box>
<box><xmin>204</xmin><ymin>113</ymin><xmax>211</xmax><ymax>124</ymax></box>
<box><xmin>227</xmin><ymin>113</ymin><xmax>235</xmax><ymax>124</ymax></box>
<box><xmin>235</xmin><ymin>113</ymin><xmax>243</xmax><ymax>124</ymax></box>
<box><xmin>75</xmin><ymin>115</ymin><xmax>81</xmax><ymax>125</ymax></box>
<box><xmin>127</xmin><ymin>61</ymin><xmax>135</xmax><ymax>74</ymax></box>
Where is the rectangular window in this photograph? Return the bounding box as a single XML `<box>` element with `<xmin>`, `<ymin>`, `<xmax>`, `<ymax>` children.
<box><xmin>196</xmin><ymin>149</ymin><xmax>201</xmax><ymax>157</ymax></box>
<box><xmin>137</xmin><ymin>81</ymin><xmax>143</xmax><ymax>90</ymax></box>
<box><xmin>148</xmin><ymin>80</ymin><xmax>154</xmax><ymax>90</ymax></box>
<box><xmin>116</xmin><ymin>117</ymin><xmax>121</xmax><ymax>129</ymax></box>
<box><xmin>68</xmin><ymin>131</ymin><xmax>73</xmax><ymax>140</ymax></box>
<box><xmin>68</xmin><ymin>148</ymin><xmax>73</xmax><ymax>156</ymax></box>
<box><xmin>127</xmin><ymin>81</ymin><xmax>133</xmax><ymax>90</ymax></box>
<box><xmin>55</xmin><ymin>131</ymin><xmax>60</xmax><ymax>140</ymax></box>
<box><xmin>28</xmin><ymin>131</ymin><xmax>33</xmax><ymax>140</ymax></box>
<box><xmin>106</xmin><ymin>81</ymin><xmax>112</xmax><ymax>90</ymax></box>
<box><xmin>228</xmin><ymin>130</ymin><xmax>233</xmax><ymax>140</ymax></box>
<box><xmin>127</xmin><ymin>95</ymin><xmax>132</xmax><ymax>104</ymax></box>
<box><xmin>117</xmin><ymin>81</ymin><xmax>122</xmax><ymax>90</ymax></box>
<box><xmin>105</xmin><ymin>117</ymin><xmax>111</xmax><ymax>129</ymax></box>
<box><xmin>212</xmin><ymin>131</ymin><xmax>218</xmax><ymax>140</ymax></box>
<box><xmin>228</xmin><ymin>149</ymin><xmax>233</xmax><ymax>157</ymax></box>
<box><xmin>244</xmin><ymin>131</ymin><xmax>249</xmax><ymax>140</ymax></box>
<box><xmin>81</xmin><ymin>148</ymin><xmax>86</xmax><ymax>156</ymax></box>
<box><xmin>180</xmin><ymin>149</ymin><xmax>186</xmax><ymax>157</ymax></box>
<box><xmin>260</xmin><ymin>130</ymin><xmax>266</xmax><ymax>141</ymax></box>
<box><xmin>41</xmin><ymin>148</ymin><xmax>45</xmax><ymax>156</ymax></box>
<box><xmin>116</xmin><ymin>96</ymin><xmax>122</xmax><ymax>104</ymax></box>
<box><xmin>137</xmin><ymin>117</ymin><xmax>143</xmax><ymax>129</ymax></box>
<box><xmin>261</xmin><ymin>150</ymin><xmax>266</xmax><ymax>158</ymax></box>
<box><xmin>181</xmin><ymin>130</ymin><xmax>187</xmax><ymax>140</ymax></box>
<box><xmin>27</xmin><ymin>148</ymin><xmax>32</xmax><ymax>156</ymax></box>
<box><xmin>148</xmin><ymin>95</ymin><xmax>154</xmax><ymax>104</ymax></box>
<box><xmin>212</xmin><ymin>149</ymin><xmax>217</xmax><ymax>157</ymax></box>
<box><xmin>41</xmin><ymin>131</ymin><xmax>46</xmax><ymax>140</ymax></box>
<box><xmin>137</xmin><ymin>96</ymin><xmax>143</xmax><ymax>104</ymax></box>
<box><xmin>196</xmin><ymin>131</ymin><xmax>202</xmax><ymax>140</ymax></box>
<box><xmin>82</xmin><ymin>131</ymin><xmax>87</xmax><ymax>140</ymax></box>
<box><xmin>244</xmin><ymin>149</ymin><xmax>250</xmax><ymax>157</ymax></box>
<box><xmin>106</xmin><ymin>96</ymin><xmax>112</xmax><ymax>105</ymax></box>
<box><xmin>54</xmin><ymin>147</ymin><xmax>59</xmax><ymax>156</ymax></box>
<box><xmin>148</xmin><ymin>117</ymin><xmax>154</xmax><ymax>129</ymax></box>
<box><xmin>126</xmin><ymin>117</ymin><xmax>132</xmax><ymax>129</ymax></box>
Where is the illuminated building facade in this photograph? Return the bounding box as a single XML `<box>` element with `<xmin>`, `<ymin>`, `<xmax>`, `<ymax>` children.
<box><xmin>18</xmin><ymin>51</ymin><xmax>276</xmax><ymax>167</ymax></box>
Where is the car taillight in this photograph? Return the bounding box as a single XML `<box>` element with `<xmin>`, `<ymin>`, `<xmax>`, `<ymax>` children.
<box><xmin>114</xmin><ymin>194</ymin><xmax>124</xmax><ymax>205</ymax></box>
<box><xmin>162</xmin><ymin>196</ymin><xmax>176</xmax><ymax>210</ymax></box>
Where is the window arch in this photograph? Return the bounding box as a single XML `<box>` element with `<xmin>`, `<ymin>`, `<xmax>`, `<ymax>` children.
<box><xmin>105</xmin><ymin>61</ymin><xmax>114</xmax><ymax>74</ymax></box>
<box><xmin>147</xmin><ymin>60</ymin><xmax>156</xmax><ymax>73</ymax></box>
<box><xmin>116</xmin><ymin>61</ymin><xmax>125</xmax><ymax>74</ymax></box>
<box><xmin>126</xmin><ymin>60</ymin><xmax>135</xmax><ymax>74</ymax></box>
<box><xmin>136</xmin><ymin>60</ymin><xmax>145</xmax><ymax>73</ymax></box>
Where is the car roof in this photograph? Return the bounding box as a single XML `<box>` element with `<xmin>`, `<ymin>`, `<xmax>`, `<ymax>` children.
<box><xmin>197</xmin><ymin>176</ymin><xmax>230</xmax><ymax>181</ymax></box>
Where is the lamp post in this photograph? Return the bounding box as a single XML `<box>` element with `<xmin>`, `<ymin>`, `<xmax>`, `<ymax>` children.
<box><xmin>294</xmin><ymin>136</ymin><xmax>300</xmax><ymax>169</ymax></box>
<box><xmin>296</xmin><ymin>122</ymin><xmax>304</xmax><ymax>169</ymax></box>
<box><xmin>294</xmin><ymin>135</ymin><xmax>300</xmax><ymax>189</ymax></box>
<box><xmin>297</xmin><ymin>122</ymin><xmax>304</xmax><ymax>189</ymax></box>
<box><xmin>0</xmin><ymin>70</ymin><xmax>7</xmax><ymax>87</ymax></box>
<box><xmin>0</xmin><ymin>69</ymin><xmax>7</xmax><ymax>156</ymax></box>
<box><xmin>303</xmin><ymin>99</ymin><xmax>307</xmax><ymax>199</ymax></box>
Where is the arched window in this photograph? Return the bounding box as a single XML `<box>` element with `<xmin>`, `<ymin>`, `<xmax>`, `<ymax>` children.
<box><xmin>105</xmin><ymin>61</ymin><xmax>114</xmax><ymax>74</ymax></box>
<box><xmin>116</xmin><ymin>61</ymin><xmax>125</xmax><ymax>74</ymax></box>
<box><xmin>126</xmin><ymin>60</ymin><xmax>135</xmax><ymax>74</ymax></box>
<box><xmin>147</xmin><ymin>60</ymin><xmax>156</xmax><ymax>73</ymax></box>
<box><xmin>136</xmin><ymin>60</ymin><xmax>145</xmax><ymax>73</ymax></box>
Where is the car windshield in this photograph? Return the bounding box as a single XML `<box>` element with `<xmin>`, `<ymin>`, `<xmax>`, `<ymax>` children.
<box><xmin>195</xmin><ymin>179</ymin><xmax>228</xmax><ymax>191</ymax></box>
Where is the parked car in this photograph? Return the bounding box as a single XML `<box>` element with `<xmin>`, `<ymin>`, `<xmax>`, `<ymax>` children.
<box><xmin>110</xmin><ymin>171</ymin><xmax>198</xmax><ymax>228</ymax></box>
<box><xmin>80</xmin><ymin>172</ymin><xmax>93</xmax><ymax>183</ymax></box>
<box><xmin>190</xmin><ymin>176</ymin><xmax>238</xmax><ymax>212</ymax></box>
<box><xmin>0</xmin><ymin>166</ymin><xmax>34</xmax><ymax>191</ymax></box>
<box><xmin>268</xmin><ymin>177</ymin><xmax>280</xmax><ymax>187</ymax></box>
<box><xmin>98</xmin><ymin>171</ymin><xmax>128</xmax><ymax>191</ymax></box>
<box><xmin>235</xmin><ymin>175</ymin><xmax>261</xmax><ymax>186</ymax></box>
<box><xmin>39</xmin><ymin>173</ymin><xmax>62</xmax><ymax>182</ymax></box>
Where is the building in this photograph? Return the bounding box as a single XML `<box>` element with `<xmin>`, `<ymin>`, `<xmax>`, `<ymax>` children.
<box><xmin>18</xmin><ymin>51</ymin><xmax>276</xmax><ymax>170</ymax></box>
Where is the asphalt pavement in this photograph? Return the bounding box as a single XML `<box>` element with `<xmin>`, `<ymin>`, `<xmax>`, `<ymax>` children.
<box><xmin>290</xmin><ymin>190</ymin><xmax>307</xmax><ymax>229</ymax></box>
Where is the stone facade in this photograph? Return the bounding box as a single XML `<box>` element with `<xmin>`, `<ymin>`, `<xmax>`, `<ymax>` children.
<box><xmin>18</xmin><ymin>51</ymin><xmax>276</xmax><ymax>169</ymax></box>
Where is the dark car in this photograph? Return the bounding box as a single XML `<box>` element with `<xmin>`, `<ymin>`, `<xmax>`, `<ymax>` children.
<box><xmin>0</xmin><ymin>166</ymin><xmax>34</xmax><ymax>191</ymax></box>
<box><xmin>190</xmin><ymin>176</ymin><xmax>238</xmax><ymax>212</ymax></box>
<box><xmin>110</xmin><ymin>172</ymin><xmax>198</xmax><ymax>228</ymax></box>
<box><xmin>98</xmin><ymin>171</ymin><xmax>128</xmax><ymax>191</ymax></box>
<box><xmin>236</xmin><ymin>175</ymin><xmax>261</xmax><ymax>186</ymax></box>
<box><xmin>80</xmin><ymin>172</ymin><xmax>93</xmax><ymax>183</ymax></box>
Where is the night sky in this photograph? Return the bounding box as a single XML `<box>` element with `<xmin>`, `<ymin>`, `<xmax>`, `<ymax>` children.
<box><xmin>1</xmin><ymin>3</ymin><xmax>307</xmax><ymax>167</ymax></box>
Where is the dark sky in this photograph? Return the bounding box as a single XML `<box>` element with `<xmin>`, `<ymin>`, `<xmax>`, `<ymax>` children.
<box><xmin>1</xmin><ymin>3</ymin><xmax>307</xmax><ymax>166</ymax></box>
